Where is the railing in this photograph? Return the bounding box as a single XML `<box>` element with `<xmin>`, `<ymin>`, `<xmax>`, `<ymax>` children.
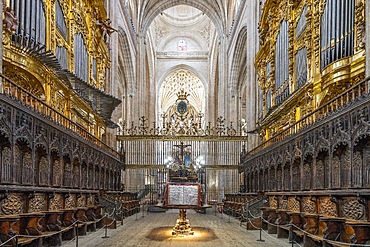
<box><xmin>247</xmin><ymin>77</ymin><xmax>370</xmax><ymax>157</ymax></box>
<box><xmin>99</xmin><ymin>196</ymin><xmax>123</xmax><ymax>219</ymax></box>
<box><xmin>137</xmin><ymin>185</ymin><xmax>150</xmax><ymax>200</ymax></box>
<box><xmin>0</xmin><ymin>74</ymin><xmax>120</xmax><ymax>158</ymax></box>
<box><xmin>244</xmin><ymin>197</ymin><xmax>266</xmax><ymax>220</ymax></box>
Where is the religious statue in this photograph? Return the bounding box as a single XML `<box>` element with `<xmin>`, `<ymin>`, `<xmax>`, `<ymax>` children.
<box><xmin>3</xmin><ymin>5</ymin><xmax>19</xmax><ymax>33</ymax></box>
<box><xmin>96</xmin><ymin>18</ymin><xmax>117</xmax><ymax>45</ymax></box>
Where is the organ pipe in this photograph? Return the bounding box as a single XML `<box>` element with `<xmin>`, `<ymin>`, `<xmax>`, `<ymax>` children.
<box><xmin>10</xmin><ymin>0</ymin><xmax>46</xmax><ymax>46</ymax></box>
<box><xmin>296</xmin><ymin>48</ymin><xmax>307</xmax><ymax>88</ymax></box>
<box><xmin>295</xmin><ymin>5</ymin><xmax>307</xmax><ymax>39</ymax></box>
<box><xmin>74</xmin><ymin>33</ymin><xmax>88</xmax><ymax>82</ymax></box>
<box><xmin>275</xmin><ymin>20</ymin><xmax>289</xmax><ymax>105</ymax></box>
<box><xmin>56</xmin><ymin>0</ymin><xmax>67</xmax><ymax>39</ymax></box>
<box><xmin>321</xmin><ymin>0</ymin><xmax>354</xmax><ymax>69</ymax></box>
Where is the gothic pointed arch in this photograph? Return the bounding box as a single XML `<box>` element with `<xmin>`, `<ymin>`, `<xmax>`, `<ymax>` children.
<box><xmin>158</xmin><ymin>68</ymin><xmax>206</xmax><ymax>118</ymax></box>
<box><xmin>230</xmin><ymin>26</ymin><xmax>248</xmax><ymax>96</ymax></box>
<box><xmin>118</xmin><ymin>27</ymin><xmax>135</xmax><ymax>96</ymax></box>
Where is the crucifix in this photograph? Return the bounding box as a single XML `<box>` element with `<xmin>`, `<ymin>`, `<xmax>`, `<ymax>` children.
<box><xmin>173</xmin><ymin>141</ymin><xmax>191</xmax><ymax>164</ymax></box>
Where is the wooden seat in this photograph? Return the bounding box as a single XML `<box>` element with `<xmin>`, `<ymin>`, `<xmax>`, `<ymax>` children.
<box><xmin>320</xmin><ymin>217</ymin><xmax>347</xmax><ymax>244</ymax></box>
<box><xmin>17</xmin><ymin>236</ymin><xmax>40</xmax><ymax>246</ymax></box>
<box><xmin>0</xmin><ymin>215</ymin><xmax>20</xmax><ymax>246</ymax></box>
<box><xmin>19</xmin><ymin>212</ymin><xmax>46</xmax><ymax>236</ymax></box>
<box><xmin>276</xmin><ymin>209</ymin><xmax>290</xmax><ymax>238</ymax></box>
<box><xmin>346</xmin><ymin>220</ymin><xmax>370</xmax><ymax>245</ymax></box>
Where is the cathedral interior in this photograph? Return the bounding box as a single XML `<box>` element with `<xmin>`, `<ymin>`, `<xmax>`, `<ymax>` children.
<box><xmin>1</xmin><ymin>0</ymin><xmax>370</xmax><ymax>246</ymax></box>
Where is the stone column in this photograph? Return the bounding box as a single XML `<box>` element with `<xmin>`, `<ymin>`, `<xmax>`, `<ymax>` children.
<box><xmin>245</xmin><ymin>1</ymin><xmax>259</xmax><ymax>151</ymax></box>
<box><xmin>136</xmin><ymin>34</ymin><xmax>147</xmax><ymax>121</ymax></box>
<box><xmin>109</xmin><ymin>0</ymin><xmax>119</xmax><ymax>97</ymax></box>
<box><xmin>218</xmin><ymin>35</ymin><xmax>228</xmax><ymax>118</ymax></box>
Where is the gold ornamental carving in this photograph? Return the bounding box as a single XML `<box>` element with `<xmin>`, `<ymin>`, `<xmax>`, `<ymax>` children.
<box><xmin>257</xmin><ymin>0</ymin><xmax>365</xmax><ymax>147</ymax></box>
<box><xmin>355</xmin><ymin>1</ymin><xmax>365</xmax><ymax>51</ymax></box>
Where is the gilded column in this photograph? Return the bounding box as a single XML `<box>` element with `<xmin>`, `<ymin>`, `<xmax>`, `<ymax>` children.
<box><xmin>366</xmin><ymin>0</ymin><xmax>370</xmax><ymax>76</ymax></box>
<box><xmin>0</xmin><ymin>0</ymin><xmax>3</xmax><ymax>85</ymax></box>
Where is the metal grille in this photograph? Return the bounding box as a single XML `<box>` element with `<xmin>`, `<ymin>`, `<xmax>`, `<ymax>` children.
<box><xmin>120</xmin><ymin>138</ymin><xmax>244</xmax><ymax>168</ymax></box>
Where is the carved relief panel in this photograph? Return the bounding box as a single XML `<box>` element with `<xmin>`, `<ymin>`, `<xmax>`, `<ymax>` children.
<box><xmin>269</xmin><ymin>196</ymin><xmax>277</xmax><ymax>209</ymax></box>
<box><xmin>277</xmin><ymin>165</ymin><xmax>283</xmax><ymax>190</ymax></box>
<box><xmin>53</xmin><ymin>159</ymin><xmax>61</xmax><ymax>186</ymax></box>
<box><xmin>1</xmin><ymin>147</ymin><xmax>12</xmax><ymax>182</ymax></box>
<box><xmin>315</xmin><ymin>158</ymin><xmax>325</xmax><ymax>189</ymax></box>
<box><xmin>64</xmin><ymin>194</ymin><xmax>75</xmax><ymax>209</ymax></box>
<box><xmin>77</xmin><ymin>194</ymin><xmax>86</xmax><ymax>207</ymax></box>
<box><xmin>14</xmin><ymin>144</ymin><xmax>21</xmax><ymax>183</ymax></box>
<box><xmin>87</xmin><ymin>194</ymin><xmax>94</xmax><ymax>206</ymax></box>
<box><xmin>22</xmin><ymin>152</ymin><xmax>33</xmax><ymax>184</ymax></box>
<box><xmin>28</xmin><ymin>194</ymin><xmax>47</xmax><ymax>212</ymax></box>
<box><xmin>302</xmin><ymin>197</ymin><xmax>316</xmax><ymax>214</ymax></box>
<box><xmin>39</xmin><ymin>156</ymin><xmax>49</xmax><ymax>185</ymax></box>
<box><xmin>353</xmin><ymin>151</ymin><xmax>363</xmax><ymax>187</ymax></box>
<box><xmin>318</xmin><ymin>197</ymin><xmax>337</xmax><ymax>217</ymax></box>
<box><xmin>288</xmin><ymin>197</ymin><xmax>300</xmax><ymax>212</ymax></box>
<box><xmin>49</xmin><ymin>194</ymin><xmax>63</xmax><ymax>210</ymax></box>
<box><xmin>340</xmin><ymin>198</ymin><xmax>365</xmax><ymax>220</ymax></box>
<box><xmin>279</xmin><ymin>196</ymin><xmax>288</xmax><ymax>210</ymax></box>
<box><xmin>0</xmin><ymin>193</ymin><xmax>24</xmax><ymax>215</ymax></box>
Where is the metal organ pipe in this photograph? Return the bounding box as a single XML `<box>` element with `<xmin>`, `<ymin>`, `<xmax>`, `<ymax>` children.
<box><xmin>9</xmin><ymin>0</ymin><xmax>46</xmax><ymax>46</ymax></box>
<box><xmin>56</xmin><ymin>0</ymin><xmax>67</xmax><ymax>39</ymax></box>
<box><xmin>296</xmin><ymin>6</ymin><xmax>307</xmax><ymax>39</ymax></box>
<box><xmin>321</xmin><ymin>0</ymin><xmax>354</xmax><ymax>69</ymax></box>
<box><xmin>74</xmin><ymin>33</ymin><xmax>88</xmax><ymax>82</ymax></box>
<box><xmin>344</xmin><ymin>0</ymin><xmax>349</xmax><ymax>57</ymax></box>
<box><xmin>275</xmin><ymin>20</ymin><xmax>289</xmax><ymax>104</ymax></box>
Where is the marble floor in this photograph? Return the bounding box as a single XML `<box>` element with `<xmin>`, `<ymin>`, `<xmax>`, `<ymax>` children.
<box><xmin>62</xmin><ymin>209</ymin><xmax>290</xmax><ymax>247</ymax></box>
